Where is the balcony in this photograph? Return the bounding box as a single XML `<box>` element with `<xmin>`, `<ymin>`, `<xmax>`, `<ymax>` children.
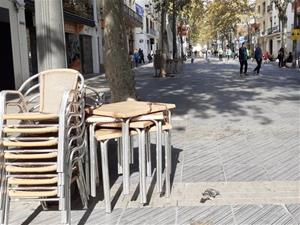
<box><xmin>267</xmin><ymin>25</ymin><xmax>280</xmax><ymax>35</ymax></box>
<box><xmin>149</xmin><ymin>28</ymin><xmax>158</xmax><ymax>37</ymax></box>
<box><xmin>123</xmin><ymin>4</ymin><xmax>143</xmax><ymax>28</ymax></box>
<box><xmin>63</xmin><ymin>0</ymin><xmax>93</xmax><ymax>20</ymax></box>
<box><xmin>267</xmin><ymin>5</ymin><xmax>272</xmax><ymax>13</ymax></box>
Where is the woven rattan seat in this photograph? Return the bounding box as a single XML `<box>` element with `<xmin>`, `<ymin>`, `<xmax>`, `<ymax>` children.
<box><xmin>149</xmin><ymin>123</ymin><xmax>172</xmax><ymax>132</ymax></box>
<box><xmin>4</xmin><ymin>152</ymin><xmax>57</xmax><ymax>159</ymax></box>
<box><xmin>3</xmin><ymin>139</ymin><xmax>58</xmax><ymax>147</ymax></box>
<box><xmin>99</xmin><ymin>121</ymin><xmax>154</xmax><ymax>129</ymax></box>
<box><xmin>94</xmin><ymin>129</ymin><xmax>137</xmax><ymax>141</ymax></box>
<box><xmin>2</xmin><ymin>113</ymin><xmax>58</xmax><ymax>121</ymax></box>
<box><xmin>6</xmin><ymin>164</ymin><xmax>57</xmax><ymax>173</ymax></box>
<box><xmin>8</xmin><ymin>189</ymin><xmax>58</xmax><ymax>198</ymax></box>
<box><xmin>8</xmin><ymin>177</ymin><xmax>58</xmax><ymax>185</ymax></box>
<box><xmin>3</xmin><ymin>126</ymin><xmax>58</xmax><ymax>134</ymax></box>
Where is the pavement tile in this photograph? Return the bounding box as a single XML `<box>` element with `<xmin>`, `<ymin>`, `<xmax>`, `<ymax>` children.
<box><xmin>233</xmin><ymin>205</ymin><xmax>297</xmax><ymax>225</ymax></box>
<box><xmin>176</xmin><ymin>206</ymin><xmax>234</xmax><ymax>225</ymax></box>
<box><xmin>223</xmin><ymin>164</ymin><xmax>270</xmax><ymax>181</ymax></box>
<box><xmin>119</xmin><ymin>207</ymin><xmax>176</xmax><ymax>225</ymax></box>
<box><xmin>182</xmin><ymin>165</ymin><xmax>225</xmax><ymax>183</ymax></box>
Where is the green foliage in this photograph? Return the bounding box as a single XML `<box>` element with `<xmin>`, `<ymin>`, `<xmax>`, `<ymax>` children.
<box><xmin>180</xmin><ymin>0</ymin><xmax>252</xmax><ymax>44</ymax></box>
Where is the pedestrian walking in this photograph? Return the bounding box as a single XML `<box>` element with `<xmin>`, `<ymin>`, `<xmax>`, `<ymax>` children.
<box><xmin>277</xmin><ymin>47</ymin><xmax>285</xmax><ymax>68</ymax></box>
<box><xmin>253</xmin><ymin>44</ymin><xmax>262</xmax><ymax>75</ymax></box>
<box><xmin>191</xmin><ymin>51</ymin><xmax>195</xmax><ymax>63</ymax></box>
<box><xmin>138</xmin><ymin>48</ymin><xmax>145</xmax><ymax>64</ymax></box>
<box><xmin>133</xmin><ymin>49</ymin><xmax>140</xmax><ymax>67</ymax></box>
<box><xmin>239</xmin><ymin>42</ymin><xmax>248</xmax><ymax>76</ymax></box>
<box><xmin>226</xmin><ymin>46</ymin><xmax>231</xmax><ymax>60</ymax></box>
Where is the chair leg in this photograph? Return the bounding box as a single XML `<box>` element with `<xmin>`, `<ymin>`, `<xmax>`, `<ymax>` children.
<box><xmin>89</xmin><ymin>124</ymin><xmax>97</xmax><ymax>197</ymax></box>
<box><xmin>138</xmin><ymin>129</ymin><xmax>147</xmax><ymax>204</ymax></box>
<box><xmin>117</xmin><ymin>138</ymin><xmax>123</xmax><ymax>174</ymax></box>
<box><xmin>77</xmin><ymin>161</ymin><xmax>88</xmax><ymax>209</ymax></box>
<box><xmin>165</xmin><ymin>130</ymin><xmax>171</xmax><ymax>197</ymax></box>
<box><xmin>3</xmin><ymin>195</ymin><xmax>10</xmax><ymax>225</ymax></box>
<box><xmin>100</xmin><ymin>141</ymin><xmax>111</xmax><ymax>213</ymax></box>
<box><xmin>84</xmin><ymin>130</ymin><xmax>90</xmax><ymax>195</ymax></box>
<box><xmin>0</xmin><ymin>178</ymin><xmax>8</xmax><ymax>225</ymax></box>
<box><xmin>130</xmin><ymin>136</ymin><xmax>134</xmax><ymax>164</ymax></box>
<box><xmin>146</xmin><ymin>132</ymin><xmax>152</xmax><ymax>177</ymax></box>
<box><xmin>61</xmin><ymin>175</ymin><xmax>71</xmax><ymax>225</ymax></box>
<box><xmin>40</xmin><ymin>201</ymin><xmax>48</xmax><ymax>210</ymax></box>
<box><xmin>156</xmin><ymin>121</ymin><xmax>162</xmax><ymax>193</ymax></box>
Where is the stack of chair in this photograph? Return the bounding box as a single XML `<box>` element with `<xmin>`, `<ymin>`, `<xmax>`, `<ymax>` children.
<box><xmin>0</xmin><ymin>69</ymin><xmax>88</xmax><ymax>225</ymax></box>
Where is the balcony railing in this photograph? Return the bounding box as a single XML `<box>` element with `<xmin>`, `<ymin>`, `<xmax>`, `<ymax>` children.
<box><xmin>63</xmin><ymin>0</ymin><xmax>93</xmax><ymax>20</ymax></box>
<box><xmin>267</xmin><ymin>25</ymin><xmax>279</xmax><ymax>35</ymax></box>
<box><xmin>123</xmin><ymin>4</ymin><xmax>143</xmax><ymax>27</ymax></box>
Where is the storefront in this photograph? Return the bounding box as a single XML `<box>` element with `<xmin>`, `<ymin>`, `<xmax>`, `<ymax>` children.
<box><xmin>0</xmin><ymin>0</ymin><xmax>29</xmax><ymax>91</ymax></box>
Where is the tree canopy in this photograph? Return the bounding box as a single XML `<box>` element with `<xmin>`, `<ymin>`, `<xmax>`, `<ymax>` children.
<box><xmin>181</xmin><ymin>0</ymin><xmax>252</xmax><ymax>44</ymax></box>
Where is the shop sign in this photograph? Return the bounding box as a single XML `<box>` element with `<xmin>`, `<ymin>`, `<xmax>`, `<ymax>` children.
<box><xmin>291</xmin><ymin>28</ymin><xmax>300</xmax><ymax>40</ymax></box>
<box><xmin>64</xmin><ymin>22</ymin><xmax>84</xmax><ymax>33</ymax></box>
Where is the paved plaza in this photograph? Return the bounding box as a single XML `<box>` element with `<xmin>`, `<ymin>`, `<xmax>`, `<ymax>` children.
<box><xmin>10</xmin><ymin>58</ymin><xmax>300</xmax><ymax>224</ymax></box>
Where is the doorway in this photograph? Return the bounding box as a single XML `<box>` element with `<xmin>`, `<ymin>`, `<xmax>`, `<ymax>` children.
<box><xmin>0</xmin><ymin>7</ymin><xmax>15</xmax><ymax>90</ymax></box>
<box><xmin>269</xmin><ymin>39</ymin><xmax>273</xmax><ymax>55</ymax></box>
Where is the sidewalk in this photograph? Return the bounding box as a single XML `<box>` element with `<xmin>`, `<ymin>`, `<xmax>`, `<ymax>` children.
<box><xmin>10</xmin><ymin>59</ymin><xmax>300</xmax><ymax>224</ymax></box>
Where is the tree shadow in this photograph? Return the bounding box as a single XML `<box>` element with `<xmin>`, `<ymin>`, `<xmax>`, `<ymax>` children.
<box><xmin>134</xmin><ymin>59</ymin><xmax>300</xmax><ymax>125</ymax></box>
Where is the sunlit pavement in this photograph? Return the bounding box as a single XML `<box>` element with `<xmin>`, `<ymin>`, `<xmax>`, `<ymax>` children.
<box><xmin>11</xmin><ymin>58</ymin><xmax>300</xmax><ymax>224</ymax></box>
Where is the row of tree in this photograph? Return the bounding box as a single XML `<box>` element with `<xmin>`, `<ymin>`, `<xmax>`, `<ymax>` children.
<box><xmin>102</xmin><ymin>0</ymin><xmax>293</xmax><ymax>102</ymax></box>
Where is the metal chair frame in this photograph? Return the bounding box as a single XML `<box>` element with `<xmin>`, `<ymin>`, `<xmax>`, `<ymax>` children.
<box><xmin>0</xmin><ymin>69</ymin><xmax>87</xmax><ymax>225</ymax></box>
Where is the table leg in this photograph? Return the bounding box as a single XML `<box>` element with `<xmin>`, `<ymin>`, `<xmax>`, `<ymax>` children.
<box><xmin>122</xmin><ymin>120</ymin><xmax>130</xmax><ymax>195</ymax></box>
<box><xmin>89</xmin><ymin>123</ymin><xmax>97</xmax><ymax>197</ymax></box>
<box><xmin>157</xmin><ymin>121</ymin><xmax>162</xmax><ymax>193</ymax></box>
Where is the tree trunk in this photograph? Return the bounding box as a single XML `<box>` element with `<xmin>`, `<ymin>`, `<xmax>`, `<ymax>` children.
<box><xmin>280</xmin><ymin>17</ymin><xmax>288</xmax><ymax>49</ymax></box>
<box><xmin>172</xmin><ymin>0</ymin><xmax>177</xmax><ymax>59</ymax></box>
<box><xmin>159</xmin><ymin>2</ymin><xmax>167</xmax><ymax>77</ymax></box>
<box><xmin>103</xmin><ymin>0</ymin><xmax>136</xmax><ymax>102</ymax></box>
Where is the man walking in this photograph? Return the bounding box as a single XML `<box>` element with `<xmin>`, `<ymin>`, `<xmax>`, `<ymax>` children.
<box><xmin>239</xmin><ymin>42</ymin><xmax>248</xmax><ymax>77</ymax></box>
<box><xmin>253</xmin><ymin>44</ymin><xmax>262</xmax><ymax>75</ymax></box>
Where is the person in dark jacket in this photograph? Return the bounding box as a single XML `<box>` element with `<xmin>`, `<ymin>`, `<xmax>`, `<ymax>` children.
<box><xmin>239</xmin><ymin>42</ymin><xmax>248</xmax><ymax>76</ymax></box>
<box><xmin>278</xmin><ymin>47</ymin><xmax>285</xmax><ymax>68</ymax></box>
<box><xmin>253</xmin><ymin>44</ymin><xmax>262</xmax><ymax>75</ymax></box>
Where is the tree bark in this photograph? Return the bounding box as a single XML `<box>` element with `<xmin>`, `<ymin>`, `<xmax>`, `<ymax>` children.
<box><xmin>172</xmin><ymin>0</ymin><xmax>177</xmax><ymax>59</ymax></box>
<box><xmin>103</xmin><ymin>0</ymin><xmax>136</xmax><ymax>102</ymax></box>
<box><xmin>159</xmin><ymin>1</ymin><xmax>167</xmax><ymax>77</ymax></box>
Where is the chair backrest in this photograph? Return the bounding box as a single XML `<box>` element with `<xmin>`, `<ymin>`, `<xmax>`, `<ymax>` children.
<box><xmin>39</xmin><ymin>69</ymin><xmax>82</xmax><ymax>114</ymax></box>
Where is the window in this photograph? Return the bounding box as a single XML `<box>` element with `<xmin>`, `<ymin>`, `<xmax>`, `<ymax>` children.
<box><xmin>263</xmin><ymin>21</ymin><xmax>266</xmax><ymax>31</ymax></box>
<box><xmin>262</xmin><ymin>2</ymin><xmax>266</xmax><ymax>14</ymax></box>
<box><xmin>258</xmin><ymin>5</ymin><xmax>261</xmax><ymax>14</ymax></box>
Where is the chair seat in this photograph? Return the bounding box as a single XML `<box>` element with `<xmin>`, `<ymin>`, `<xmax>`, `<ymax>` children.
<box><xmin>149</xmin><ymin>123</ymin><xmax>172</xmax><ymax>132</ymax></box>
<box><xmin>5</xmin><ymin>152</ymin><xmax>57</xmax><ymax>159</ymax></box>
<box><xmin>3</xmin><ymin>139</ymin><xmax>58</xmax><ymax>147</ymax></box>
<box><xmin>3</xmin><ymin>126</ymin><xmax>58</xmax><ymax>134</ymax></box>
<box><xmin>8</xmin><ymin>176</ymin><xmax>58</xmax><ymax>185</ymax></box>
<box><xmin>132</xmin><ymin>112</ymin><xmax>165</xmax><ymax>121</ymax></box>
<box><xmin>2</xmin><ymin>113</ymin><xmax>59</xmax><ymax>121</ymax></box>
<box><xmin>99</xmin><ymin>121</ymin><xmax>154</xmax><ymax>129</ymax></box>
<box><xmin>95</xmin><ymin>128</ymin><xmax>137</xmax><ymax>141</ymax></box>
<box><xmin>86</xmin><ymin>115</ymin><xmax>121</xmax><ymax>123</ymax></box>
<box><xmin>8</xmin><ymin>189</ymin><xmax>58</xmax><ymax>198</ymax></box>
<box><xmin>6</xmin><ymin>164</ymin><xmax>57</xmax><ymax>173</ymax></box>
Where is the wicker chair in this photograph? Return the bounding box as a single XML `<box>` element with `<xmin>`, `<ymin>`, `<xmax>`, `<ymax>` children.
<box><xmin>0</xmin><ymin>69</ymin><xmax>88</xmax><ymax>225</ymax></box>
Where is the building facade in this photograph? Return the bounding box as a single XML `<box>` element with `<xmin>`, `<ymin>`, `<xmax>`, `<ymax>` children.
<box><xmin>0</xmin><ymin>0</ymin><xmax>30</xmax><ymax>90</ymax></box>
<box><xmin>255</xmin><ymin>0</ymin><xmax>294</xmax><ymax>57</ymax></box>
<box><xmin>25</xmin><ymin>0</ymin><xmax>101</xmax><ymax>75</ymax></box>
<box><xmin>133</xmin><ymin>0</ymin><xmax>160</xmax><ymax>58</ymax></box>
